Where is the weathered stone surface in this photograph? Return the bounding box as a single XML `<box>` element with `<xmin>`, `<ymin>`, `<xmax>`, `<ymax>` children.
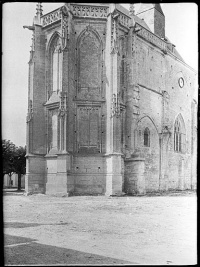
<box><xmin>26</xmin><ymin>3</ymin><xmax>197</xmax><ymax>196</ymax></box>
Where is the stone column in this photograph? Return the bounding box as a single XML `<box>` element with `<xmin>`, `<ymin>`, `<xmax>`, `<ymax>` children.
<box><xmin>105</xmin><ymin>6</ymin><xmax>123</xmax><ymax>196</ymax></box>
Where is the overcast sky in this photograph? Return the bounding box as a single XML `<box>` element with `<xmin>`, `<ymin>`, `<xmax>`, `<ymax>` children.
<box><xmin>2</xmin><ymin>3</ymin><xmax>198</xmax><ymax>147</ymax></box>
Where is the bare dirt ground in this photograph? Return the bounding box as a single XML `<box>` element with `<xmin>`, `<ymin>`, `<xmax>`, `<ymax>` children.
<box><xmin>3</xmin><ymin>189</ymin><xmax>197</xmax><ymax>265</ymax></box>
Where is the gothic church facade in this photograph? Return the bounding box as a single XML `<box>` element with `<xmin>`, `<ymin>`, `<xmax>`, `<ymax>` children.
<box><xmin>25</xmin><ymin>3</ymin><xmax>197</xmax><ymax>196</ymax></box>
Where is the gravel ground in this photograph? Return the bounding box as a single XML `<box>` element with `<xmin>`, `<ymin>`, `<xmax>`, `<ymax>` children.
<box><xmin>3</xmin><ymin>190</ymin><xmax>197</xmax><ymax>265</ymax></box>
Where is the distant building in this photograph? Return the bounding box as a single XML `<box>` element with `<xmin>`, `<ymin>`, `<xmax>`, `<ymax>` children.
<box><xmin>3</xmin><ymin>173</ymin><xmax>25</xmax><ymax>188</ymax></box>
<box><xmin>25</xmin><ymin>3</ymin><xmax>197</xmax><ymax>196</ymax></box>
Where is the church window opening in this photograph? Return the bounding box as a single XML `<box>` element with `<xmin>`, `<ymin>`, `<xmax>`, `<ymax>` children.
<box><xmin>174</xmin><ymin>115</ymin><xmax>186</xmax><ymax>153</ymax></box>
<box><xmin>78</xmin><ymin>30</ymin><xmax>101</xmax><ymax>90</ymax></box>
<box><xmin>144</xmin><ymin>127</ymin><xmax>150</xmax><ymax>147</ymax></box>
<box><xmin>52</xmin><ymin>38</ymin><xmax>62</xmax><ymax>92</ymax></box>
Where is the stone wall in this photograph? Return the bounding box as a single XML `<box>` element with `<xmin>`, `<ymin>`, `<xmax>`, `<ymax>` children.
<box><xmin>26</xmin><ymin>3</ymin><xmax>197</xmax><ymax>196</ymax></box>
<box><xmin>129</xmin><ymin>32</ymin><xmax>197</xmax><ymax>193</ymax></box>
<box><xmin>71</xmin><ymin>155</ymin><xmax>106</xmax><ymax>195</ymax></box>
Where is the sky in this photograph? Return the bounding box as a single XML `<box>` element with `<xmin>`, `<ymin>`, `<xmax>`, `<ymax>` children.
<box><xmin>2</xmin><ymin>3</ymin><xmax>198</xmax><ymax>147</ymax></box>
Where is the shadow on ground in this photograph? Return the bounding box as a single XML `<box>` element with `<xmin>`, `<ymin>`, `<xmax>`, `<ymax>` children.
<box><xmin>4</xmin><ymin>234</ymin><xmax>135</xmax><ymax>265</ymax></box>
<box><xmin>4</xmin><ymin>221</ymin><xmax>72</xmax><ymax>229</ymax></box>
<box><xmin>4</xmin><ymin>234</ymin><xmax>37</xmax><ymax>246</ymax></box>
<box><xmin>4</xmin><ymin>222</ymin><xmax>41</xmax><ymax>229</ymax></box>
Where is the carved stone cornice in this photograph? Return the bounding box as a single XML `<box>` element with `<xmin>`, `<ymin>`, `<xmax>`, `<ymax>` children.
<box><xmin>42</xmin><ymin>8</ymin><xmax>62</xmax><ymax>28</ymax></box>
<box><xmin>136</xmin><ymin>23</ymin><xmax>167</xmax><ymax>52</ymax></box>
<box><xmin>70</xmin><ymin>4</ymin><xmax>108</xmax><ymax>18</ymax></box>
<box><xmin>118</xmin><ymin>11</ymin><xmax>130</xmax><ymax>28</ymax></box>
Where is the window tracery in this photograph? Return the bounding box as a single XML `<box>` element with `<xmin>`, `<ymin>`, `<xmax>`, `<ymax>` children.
<box><xmin>174</xmin><ymin>115</ymin><xmax>186</xmax><ymax>153</ymax></box>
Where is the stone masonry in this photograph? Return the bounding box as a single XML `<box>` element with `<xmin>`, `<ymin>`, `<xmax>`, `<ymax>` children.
<box><xmin>25</xmin><ymin>3</ymin><xmax>197</xmax><ymax>196</ymax></box>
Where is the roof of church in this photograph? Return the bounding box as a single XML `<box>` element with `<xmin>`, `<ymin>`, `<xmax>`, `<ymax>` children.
<box><xmin>165</xmin><ymin>36</ymin><xmax>185</xmax><ymax>62</ymax></box>
<box><xmin>136</xmin><ymin>3</ymin><xmax>164</xmax><ymax>16</ymax></box>
<box><xmin>115</xmin><ymin>4</ymin><xmax>151</xmax><ymax>31</ymax></box>
<box><xmin>154</xmin><ymin>4</ymin><xmax>164</xmax><ymax>16</ymax></box>
<box><xmin>115</xmin><ymin>4</ymin><xmax>130</xmax><ymax>16</ymax></box>
<box><xmin>133</xmin><ymin>15</ymin><xmax>151</xmax><ymax>31</ymax></box>
<box><xmin>173</xmin><ymin>48</ymin><xmax>185</xmax><ymax>62</ymax></box>
<box><xmin>128</xmin><ymin>4</ymin><xmax>183</xmax><ymax>62</ymax></box>
<box><xmin>41</xmin><ymin>3</ymin><xmax>184</xmax><ymax>65</ymax></box>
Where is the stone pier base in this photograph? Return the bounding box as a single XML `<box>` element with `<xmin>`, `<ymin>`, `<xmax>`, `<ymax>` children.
<box><xmin>25</xmin><ymin>154</ymin><xmax>46</xmax><ymax>194</ymax></box>
<box><xmin>124</xmin><ymin>155</ymin><xmax>145</xmax><ymax>195</ymax></box>
<box><xmin>105</xmin><ymin>154</ymin><xmax>123</xmax><ymax>196</ymax></box>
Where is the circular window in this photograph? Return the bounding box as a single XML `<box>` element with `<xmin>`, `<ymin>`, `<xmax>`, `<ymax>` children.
<box><xmin>178</xmin><ymin>77</ymin><xmax>184</xmax><ymax>88</ymax></box>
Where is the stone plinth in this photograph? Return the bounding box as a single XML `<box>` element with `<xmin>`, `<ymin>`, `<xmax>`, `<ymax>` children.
<box><xmin>45</xmin><ymin>153</ymin><xmax>73</xmax><ymax>196</ymax></box>
<box><xmin>124</xmin><ymin>155</ymin><xmax>145</xmax><ymax>195</ymax></box>
<box><xmin>105</xmin><ymin>153</ymin><xmax>123</xmax><ymax>196</ymax></box>
<box><xmin>25</xmin><ymin>154</ymin><xmax>46</xmax><ymax>194</ymax></box>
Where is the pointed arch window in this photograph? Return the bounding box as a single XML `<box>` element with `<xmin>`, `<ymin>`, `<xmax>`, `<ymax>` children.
<box><xmin>77</xmin><ymin>29</ymin><xmax>101</xmax><ymax>90</ymax></box>
<box><xmin>174</xmin><ymin>115</ymin><xmax>186</xmax><ymax>153</ymax></box>
<box><xmin>144</xmin><ymin>127</ymin><xmax>150</xmax><ymax>147</ymax></box>
<box><xmin>52</xmin><ymin>38</ymin><xmax>62</xmax><ymax>92</ymax></box>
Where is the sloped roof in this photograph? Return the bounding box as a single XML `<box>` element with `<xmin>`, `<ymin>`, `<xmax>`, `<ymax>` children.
<box><xmin>173</xmin><ymin>47</ymin><xmax>185</xmax><ymax>62</ymax></box>
<box><xmin>165</xmin><ymin>36</ymin><xmax>185</xmax><ymax>62</ymax></box>
<box><xmin>154</xmin><ymin>4</ymin><xmax>164</xmax><ymax>16</ymax></box>
<box><xmin>115</xmin><ymin>4</ymin><xmax>151</xmax><ymax>31</ymax></box>
<box><xmin>115</xmin><ymin>4</ymin><xmax>184</xmax><ymax>62</ymax></box>
<box><xmin>116</xmin><ymin>4</ymin><xmax>131</xmax><ymax>17</ymax></box>
<box><xmin>44</xmin><ymin>91</ymin><xmax>60</xmax><ymax>106</ymax></box>
<box><xmin>133</xmin><ymin>15</ymin><xmax>151</xmax><ymax>31</ymax></box>
<box><xmin>136</xmin><ymin>3</ymin><xmax>164</xmax><ymax>16</ymax></box>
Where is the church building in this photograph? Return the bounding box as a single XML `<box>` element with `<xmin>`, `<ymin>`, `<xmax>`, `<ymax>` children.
<box><xmin>25</xmin><ymin>3</ymin><xmax>197</xmax><ymax>196</ymax></box>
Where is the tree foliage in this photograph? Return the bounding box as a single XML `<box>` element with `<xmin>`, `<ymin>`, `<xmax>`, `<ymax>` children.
<box><xmin>2</xmin><ymin>139</ymin><xmax>16</xmax><ymax>175</ymax></box>
<box><xmin>2</xmin><ymin>139</ymin><xmax>26</xmax><ymax>189</ymax></box>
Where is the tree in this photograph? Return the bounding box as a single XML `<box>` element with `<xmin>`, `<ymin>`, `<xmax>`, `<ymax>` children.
<box><xmin>2</xmin><ymin>139</ymin><xmax>16</xmax><ymax>185</ymax></box>
<box><xmin>2</xmin><ymin>139</ymin><xmax>26</xmax><ymax>190</ymax></box>
<box><xmin>13</xmin><ymin>146</ymin><xmax>26</xmax><ymax>190</ymax></box>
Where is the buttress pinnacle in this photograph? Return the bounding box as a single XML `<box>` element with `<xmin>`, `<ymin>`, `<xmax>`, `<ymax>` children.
<box><xmin>129</xmin><ymin>4</ymin><xmax>135</xmax><ymax>16</ymax></box>
<box><xmin>36</xmin><ymin>2</ymin><xmax>43</xmax><ymax>17</ymax></box>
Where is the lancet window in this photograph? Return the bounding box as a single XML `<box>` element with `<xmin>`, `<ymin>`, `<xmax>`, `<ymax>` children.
<box><xmin>75</xmin><ymin>29</ymin><xmax>102</xmax><ymax>153</ymax></box>
<box><xmin>174</xmin><ymin>115</ymin><xmax>186</xmax><ymax>153</ymax></box>
<box><xmin>51</xmin><ymin>38</ymin><xmax>62</xmax><ymax>92</ymax></box>
<box><xmin>77</xmin><ymin>29</ymin><xmax>101</xmax><ymax>90</ymax></box>
<box><xmin>144</xmin><ymin>127</ymin><xmax>150</xmax><ymax>147</ymax></box>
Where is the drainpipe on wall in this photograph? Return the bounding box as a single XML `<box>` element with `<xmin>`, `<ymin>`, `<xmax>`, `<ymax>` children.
<box><xmin>159</xmin><ymin>133</ymin><xmax>162</xmax><ymax>191</ymax></box>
